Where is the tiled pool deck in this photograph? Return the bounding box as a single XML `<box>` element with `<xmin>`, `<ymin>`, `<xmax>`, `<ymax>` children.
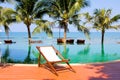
<box><xmin>0</xmin><ymin>61</ymin><xmax>120</xmax><ymax>80</ymax></box>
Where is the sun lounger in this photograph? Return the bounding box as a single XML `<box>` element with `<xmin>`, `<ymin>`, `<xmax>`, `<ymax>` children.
<box><xmin>36</xmin><ymin>46</ymin><xmax>75</xmax><ymax>75</ymax></box>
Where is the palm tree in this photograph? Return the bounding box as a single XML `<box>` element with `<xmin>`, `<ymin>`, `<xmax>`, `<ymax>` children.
<box><xmin>15</xmin><ymin>0</ymin><xmax>52</xmax><ymax>44</ymax></box>
<box><xmin>92</xmin><ymin>9</ymin><xmax>120</xmax><ymax>44</ymax></box>
<box><xmin>0</xmin><ymin>7</ymin><xmax>16</xmax><ymax>39</ymax></box>
<box><xmin>35</xmin><ymin>0</ymin><xmax>90</xmax><ymax>43</ymax></box>
<box><xmin>15</xmin><ymin>0</ymin><xmax>37</xmax><ymax>43</ymax></box>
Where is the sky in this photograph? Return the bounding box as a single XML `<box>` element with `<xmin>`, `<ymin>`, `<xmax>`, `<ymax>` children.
<box><xmin>0</xmin><ymin>0</ymin><xmax>120</xmax><ymax>32</ymax></box>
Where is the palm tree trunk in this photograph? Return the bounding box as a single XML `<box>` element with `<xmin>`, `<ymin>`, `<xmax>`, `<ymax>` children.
<box><xmin>101</xmin><ymin>29</ymin><xmax>105</xmax><ymax>45</ymax></box>
<box><xmin>64</xmin><ymin>27</ymin><xmax>67</xmax><ymax>43</ymax></box>
<box><xmin>27</xmin><ymin>25</ymin><xmax>31</xmax><ymax>44</ymax></box>
<box><xmin>63</xmin><ymin>22</ymin><xmax>67</xmax><ymax>43</ymax></box>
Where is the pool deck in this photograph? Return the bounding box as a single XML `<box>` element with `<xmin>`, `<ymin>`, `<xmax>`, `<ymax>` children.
<box><xmin>0</xmin><ymin>61</ymin><xmax>120</xmax><ymax>80</ymax></box>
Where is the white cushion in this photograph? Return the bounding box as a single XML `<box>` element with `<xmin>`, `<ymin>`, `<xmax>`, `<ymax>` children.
<box><xmin>40</xmin><ymin>47</ymin><xmax>61</xmax><ymax>62</ymax></box>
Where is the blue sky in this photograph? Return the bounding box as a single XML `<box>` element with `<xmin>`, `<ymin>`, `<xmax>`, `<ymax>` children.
<box><xmin>0</xmin><ymin>0</ymin><xmax>120</xmax><ymax>32</ymax></box>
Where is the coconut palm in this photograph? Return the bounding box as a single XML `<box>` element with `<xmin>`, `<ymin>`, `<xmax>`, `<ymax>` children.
<box><xmin>35</xmin><ymin>0</ymin><xmax>90</xmax><ymax>43</ymax></box>
<box><xmin>15</xmin><ymin>0</ymin><xmax>52</xmax><ymax>43</ymax></box>
<box><xmin>92</xmin><ymin>9</ymin><xmax>120</xmax><ymax>44</ymax></box>
<box><xmin>0</xmin><ymin>6</ymin><xmax>16</xmax><ymax>39</ymax></box>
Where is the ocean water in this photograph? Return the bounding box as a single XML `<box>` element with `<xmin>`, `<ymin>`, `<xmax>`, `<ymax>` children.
<box><xmin>0</xmin><ymin>32</ymin><xmax>120</xmax><ymax>64</ymax></box>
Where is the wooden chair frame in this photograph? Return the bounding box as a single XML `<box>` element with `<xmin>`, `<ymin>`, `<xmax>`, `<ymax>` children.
<box><xmin>36</xmin><ymin>46</ymin><xmax>75</xmax><ymax>75</ymax></box>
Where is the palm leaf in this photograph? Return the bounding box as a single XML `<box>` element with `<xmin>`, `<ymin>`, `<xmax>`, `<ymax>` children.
<box><xmin>32</xmin><ymin>20</ymin><xmax>53</xmax><ymax>37</ymax></box>
<box><xmin>111</xmin><ymin>15</ymin><xmax>120</xmax><ymax>22</ymax></box>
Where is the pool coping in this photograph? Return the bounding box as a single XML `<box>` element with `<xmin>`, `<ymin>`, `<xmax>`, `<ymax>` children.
<box><xmin>3</xmin><ymin>59</ymin><xmax>119</xmax><ymax>67</ymax></box>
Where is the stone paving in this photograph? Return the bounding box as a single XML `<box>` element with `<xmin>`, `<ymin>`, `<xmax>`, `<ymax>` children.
<box><xmin>0</xmin><ymin>61</ymin><xmax>120</xmax><ymax>80</ymax></box>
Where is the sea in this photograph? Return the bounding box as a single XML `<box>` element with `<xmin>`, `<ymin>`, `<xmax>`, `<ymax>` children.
<box><xmin>0</xmin><ymin>32</ymin><xmax>120</xmax><ymax>64</ymax></box>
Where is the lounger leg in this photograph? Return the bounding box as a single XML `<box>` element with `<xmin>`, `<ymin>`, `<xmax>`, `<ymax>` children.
<box><xmin>38</xmin><ymin>54</ymin><xmax>41</xmax><ymax>67</ymax></box>
<box><xmin>66</xmin><ymin>62</ymin><xmax>75</xmax><ymax>72</ymax></box>
<box><xmin>47</xmin><ymin>62</ymin><xmax>58</xmax><ymax>76</ymax></box>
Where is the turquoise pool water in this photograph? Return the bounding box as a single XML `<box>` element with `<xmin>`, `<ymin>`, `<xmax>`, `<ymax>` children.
<box><xmin>0</xmin><ymin>32</ymin><xmax>120</xmax><ymax>64</ymax></box>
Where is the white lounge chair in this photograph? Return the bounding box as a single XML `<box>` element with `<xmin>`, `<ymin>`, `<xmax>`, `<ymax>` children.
<box><xmin>36</xmin><ymin>46</ymin><xmax>75</xmax><ymax>75</ymax></box>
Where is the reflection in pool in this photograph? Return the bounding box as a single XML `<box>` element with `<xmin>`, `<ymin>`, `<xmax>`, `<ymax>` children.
<box><xmin>1</xmin><ymin>41</ymin><xmax>120</xmax><ymax>64</ymax></box>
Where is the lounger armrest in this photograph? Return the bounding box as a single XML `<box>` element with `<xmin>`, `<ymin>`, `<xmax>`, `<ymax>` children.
<box><xmin>62</xmin><ymin>59</ymin><xmax>70</xmax><ymax>62</ymax></box>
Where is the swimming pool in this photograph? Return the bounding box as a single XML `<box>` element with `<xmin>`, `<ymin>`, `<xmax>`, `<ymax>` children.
<box><xmin>0</xmin><ymin>32</ymin><xmax>120</xmax><ymax>64</ymax></box>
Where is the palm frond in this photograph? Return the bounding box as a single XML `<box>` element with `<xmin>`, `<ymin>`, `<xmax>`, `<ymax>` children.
<box><xmin>111</xmin><ymin>14</ymin><xmax>120</xmax><ymax>22</ymax></box>
<box><xmin>77</xmin><ymin>25</ymin><xmax>90</xmax><ymax>39</ymax></box>
<box><xmin>32</xmin><ymin>26</ymin><xmax>43</xmax><ymax>35</ymax></box>
<box><xmin>108</xmin><ymin>25</ymin><xmax>118</xmax><ymax>30</ymax></box>
<box><xmin>69</xmin><ymin>0</ymin><xmax>89</xmax><ymax>17</ymax></box>
<box><xmin>32</xmin><ymin>20</ymin><xmax>53</xmax><ymax>37</ymax></box>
